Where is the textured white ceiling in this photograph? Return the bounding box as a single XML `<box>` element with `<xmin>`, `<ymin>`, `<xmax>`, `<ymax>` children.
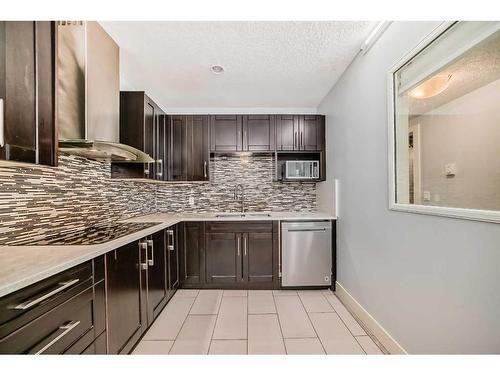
<box><xmin>100</xmin><ymin>21</ymin><xmax>375</xmax><ymax>113</ymax></box>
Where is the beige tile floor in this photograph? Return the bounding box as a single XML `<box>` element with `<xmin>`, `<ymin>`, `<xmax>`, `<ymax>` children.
<box><xmin>132</xmin><ymin>289</ymin><xmax>385</xmax><ymax>355</ymax></box>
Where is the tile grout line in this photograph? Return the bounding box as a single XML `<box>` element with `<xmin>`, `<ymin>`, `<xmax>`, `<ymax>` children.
<box><xmin>297</xmin><ymin>291</ymin><xmax>327</xmax><ymax>355</ymax></box>
<box><xmin>207</xmin><ymin>291</ymin><xmax>224</xmax><ymax>355</ymax></box>
<box><xmin>323</xmin><ymin>294</ymin><xmax>367</xmax><ymax>354</ymax></box>
<box><xmin>330</xmin><ymin>293</ymin><xmax>389</xmax><ymax>354</ymax></box>
<box><xmin>167</xmin><ymin>290</ymin><xmax>199</xmax><ymax>354</ymax></box>
<box><xmin>271</xmin><ymin>292</ymin><xmax>288</xmax><ymax>354</ymax></box>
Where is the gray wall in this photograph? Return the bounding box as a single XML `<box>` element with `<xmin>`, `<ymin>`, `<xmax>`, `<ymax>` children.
<box><xmin>317</xmin><ymin>21</ymin><xmax>500</xmax><ymax>354</ymax></box>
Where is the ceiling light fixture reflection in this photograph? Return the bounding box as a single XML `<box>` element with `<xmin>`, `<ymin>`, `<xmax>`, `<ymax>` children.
<box><xmin>409</xmin><ymin>74</ymin><xmax>452</xmax><ymax>99</ymax></box>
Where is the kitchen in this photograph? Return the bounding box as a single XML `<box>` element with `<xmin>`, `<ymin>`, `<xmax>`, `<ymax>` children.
<box><xmin>0</xmin><ymin>20</ymin><xmax>342</xmax><ymax>356</ymax></box>
<box><xmin>1</xmin><ymin>1</ymin><xmax>500</xmax><ymax>371</ymax></box>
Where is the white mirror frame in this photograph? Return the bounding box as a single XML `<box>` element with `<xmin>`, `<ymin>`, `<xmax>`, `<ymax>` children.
<box><xmin>387</xmin><ymin>21</ymin><xmax>500</xmax><ymax>224</ymax></box>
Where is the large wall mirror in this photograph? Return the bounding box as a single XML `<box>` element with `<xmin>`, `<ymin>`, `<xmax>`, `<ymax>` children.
<box><xmin>388</xmin><ymin>21</ymin><xmax>500</xmax><ymax>222</ymax></box>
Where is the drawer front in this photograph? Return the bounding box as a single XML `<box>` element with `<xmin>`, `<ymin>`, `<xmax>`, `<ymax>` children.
<box><xmin>206</xmin><ymin>221</ymin><xmax>273</xmax><ymax>233</ymax></box>
<box><xmin>0</xmin><ymin>261</ymin><xmax>93</xmax><ymax>337</ymax></box>
<box><xmin>0</xmin><ymin>286</ymin><xmax>97</xmax><ymax>354</ymax></box>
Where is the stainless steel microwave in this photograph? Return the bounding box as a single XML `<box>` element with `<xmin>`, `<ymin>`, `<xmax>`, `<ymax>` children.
<box><xmin>284</xmin><ymin>160</ymin><xmax>319</xmax><ymax>180</ymax></box>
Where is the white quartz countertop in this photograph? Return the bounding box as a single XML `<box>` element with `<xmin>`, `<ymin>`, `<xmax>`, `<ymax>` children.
<box><xmin>0</xmin><ymin>211</ymin><xmax>335</xmax><ymax>298</ymax></box>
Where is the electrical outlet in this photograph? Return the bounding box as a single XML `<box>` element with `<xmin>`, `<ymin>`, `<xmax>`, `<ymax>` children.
<box><xmin>188</xmin><ymin>196</ymin><xmax>195</xmax><ymax>206</ymax></box>
<box><xmin>423</xmin><ymin>191</ymin><xmax>431</xmax><ymax>201</ymax></box>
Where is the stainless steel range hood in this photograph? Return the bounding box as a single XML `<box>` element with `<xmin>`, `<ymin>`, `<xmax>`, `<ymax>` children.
<box><xmin>57</xmin><ymin>21</ymin><xmax>152</xmax><ymax>163</ymax></box>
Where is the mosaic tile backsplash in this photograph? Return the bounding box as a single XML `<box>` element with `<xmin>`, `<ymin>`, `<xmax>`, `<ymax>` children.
<box><xmin>0</xmin><ymin>154</ymin><xmax>316</xmax><ymax>244</ymax></box>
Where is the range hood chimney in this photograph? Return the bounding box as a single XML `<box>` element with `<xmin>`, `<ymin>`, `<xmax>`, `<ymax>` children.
<box><xmin>57</xmin><ymin>21</ymin><xmax>153</xmax><ymax>163</ymax></box>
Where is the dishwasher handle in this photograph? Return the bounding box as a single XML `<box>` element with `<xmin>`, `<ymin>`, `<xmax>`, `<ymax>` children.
<box><xmin>286</xmin><ymin>228</ymin><xmax>327</xmax><ymax>232</ymax></box>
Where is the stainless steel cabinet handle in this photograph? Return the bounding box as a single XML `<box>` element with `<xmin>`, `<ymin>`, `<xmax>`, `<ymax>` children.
<box><xmin>34</xmin><ymin>321</ymin><xmax>81</xmax><ymax>355</ymax></box>
<box><xmin>139</xmin><ymin>241</ymin><xmax>148</xmax><ymax>270</ymax></box>
<box><xmin>294</xmin><ymin>131</ymin><xmax>297</xmax><ymax>148</ymax></box>
<box><xmin>204</xmin><ymin>161</ymin><xmax>207</xmax><ymax>178</ymax></box>
<box><xmin>157</xmin><ymin>159</ymin><xmax>163</xmax><ymax>178</ymax></box>
<box><xmin>147</xmin><ymin>239</ymin><xmax>154</xmax><ymax>266</ymax></box>
<box><xmin>243</xmin><ymin>235</ymin><xmax>247</xmax><ymax>257</ymax></box>
<box><xmin>237</xmin><ymin>236</ymin><xmax>240</xmax><ymax>257</ymax></box>
<box><xmin>10</xmin><ymin>279</ymin><xmax>80</xmax><ymax>310</ymax></box>
<box><xmin>300</xmin><ymin>132</ymin><xmax>303</xmax><ymax>148</ymax></box>
<box><xmin>0</xmin><ymin>98</ymin><xmax>4</xmax><ymax>147</ymax></box>
<box><xmin>167</xmin><ymin>229</ymin><xmax>174</xmax><ymax>251</ymax></box>
<box><xmin>287</xmin><ymin>228</ymin><xmax>327</xmax><ymax>232</ymax></box>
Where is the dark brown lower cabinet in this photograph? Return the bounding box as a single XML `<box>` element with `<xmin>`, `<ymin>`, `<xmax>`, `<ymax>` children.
<box><xmin>205</xmin><ymin>232</ymin><xmax>241</xmax><ymax>284</ymax></box>
<box><xmin>243</xmin><ymin>231</ymin><xmax>275</xmax><ymax>284</ymax></box>
<box><xmin>143</xmin><ymin>230</ymin><xmax>168</xmax><ymax>324</ymax></box>
<box><xmin>107</xmin><ymin>227</ymin><xmax>179</xmax><ymax>354</ymax></box>
<box><xmin>167</xmin><ymin>226</ymin><xmax>180</xmax><ymax>295</ymax></box>
<box><xmin>106</xmin><ymin>241</ymin><xmax>146</xmax><ymax>355</ymax></box>
<box><xmin>0</xmin><ymin>258</ymin><xmax>105</xmax><ymax>354</ymax></box>
<box><xmin>179</xmin><ymin>222</ymin><xmax>206</xmax><ymax>287</ymax></box>
<box><xmin>204</xmin><ymin>221</ymin><xmax>278</xmax><ymax>289</ymax></box>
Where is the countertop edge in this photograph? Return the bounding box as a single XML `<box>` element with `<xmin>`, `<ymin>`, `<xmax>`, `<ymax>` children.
<box><xmin>0</xmin><ymin>212</ymin><xmax>336</xmax><ymax>298</ymax></box>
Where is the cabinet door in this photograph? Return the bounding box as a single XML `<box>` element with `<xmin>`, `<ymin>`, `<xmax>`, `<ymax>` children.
<box><xmin>243</xmin><ymin>115</ymin><xmax>275</xmax><ymax>151</ymax></box>
<box><xmin>143</xmin><ymin>102</ymin><xmax>155</xmax><ymax>179</ymax></box>
<box><xmin>187</xmin><ymin>115</ymin><xmax>209</xmax><ymax>181</ymax></box>
<box><xmin>169</xmin><ymin>115</ymin><xmax>187</xmax><ymax>181</ymax></box>
<box><xmin>146</xmin><ymin>230</ymin><xmax>167</xmax><ymax>323</ymax></box>
<box><xmin>180</xmin><ymin>222</ymin><xmax>205</xmax><ymax>286</ymax></box>
<box><xmin>167</xmin><ymin>226</ymin><xmax>179</xmax><ymax>295</ymax></box>
<box><xmin>205</xmin><ymin>232</ymin><xmax>242</xmax><ymax>284</ymax></box>
<box><xmin>106</xmin><ymin>241</ymin><xmax>146</xmax><ymax>354</ymax></box>
<box><xmin>242</xmin><ymin>232</ymin><xmax>275</xmax><ymax>285</ymax></box>
<box><xmin>299</xmin><ymin>115</ymin><xmax>322</xmax><ymax>151</ymax></box>
<box><xmin>210</xmin><ymin>115</ymin><xmax>242</xmax><ymax>151</ymax></box>
<box><xmin>276</xmin><ymin>115</ymin><xmax>299</xmax><ymax>151</ymax></box>
<box><xmin>155</xmin><ymin>113</ymin><xmax>167</xmax><ymax>180</ymax></box>
<box><xmin>0</xmin><ymin>22</ymin><xmax>55</xmax><ymax>165</ymax></box>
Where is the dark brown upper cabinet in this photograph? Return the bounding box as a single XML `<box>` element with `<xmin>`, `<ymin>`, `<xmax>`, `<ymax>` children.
<box><xmin>168</xmin><ymin>115</ymin><xmax>187</xmax><ymax>181</ymax></box>
<box><xmin>187</xmin><ymin>115</ymin><xmax>210</xmax><ymax>180</ymax></box>
<box><xmin>242</xmin><ymin>115</ymin><xmax>275</xmax><ymax>151</ymax></box>
<box><xmin>276</xmin><ymin>114</ymin><xmax>325</xmax><ymax>151</ymax></box>
<box><xmin>300</xmin><ymin>115</ymin><xmax>325</xmax><ymax>151</ymax></box>
<box><xmin>168</xmin><ymin>115</ymin><xmax>209</xmax><ymax>182</ymax></box>
<box><xmin>119</xmin><ymin>91</ymin><xmax>166</xmax><ymax>180</ymax></box>
<box><xmin>210</xmin><ymin>115</ymin><xmax>243</xmax><ymax>152</ymax></box>
<box><xmin>0</xmin><ymin>21</ymin><xmax>57</xmax><ymax>166</ymax></box>
<box><xmin>276</xmin><ymin>115</ymin><xmax>299</xmax><ymax>151</ymax></box>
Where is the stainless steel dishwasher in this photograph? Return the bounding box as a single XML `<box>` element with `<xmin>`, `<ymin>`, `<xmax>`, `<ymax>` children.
<box><xmin>281</xmin><ymin>221</ymin><xmax>332</xmax><ymax>287</ymax></box>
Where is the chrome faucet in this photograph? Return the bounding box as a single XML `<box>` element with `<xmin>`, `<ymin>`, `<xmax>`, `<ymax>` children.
<box><xmin>234</xmin><ymin>184</ymin><xmax>245</xmax><ymax>213</ymax></box>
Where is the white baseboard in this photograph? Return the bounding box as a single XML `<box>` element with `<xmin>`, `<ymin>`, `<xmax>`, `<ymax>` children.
<box><xmin>335</xmin><ymin>281</ymin><xmax>407</xmax><ymax>354</ymax></box>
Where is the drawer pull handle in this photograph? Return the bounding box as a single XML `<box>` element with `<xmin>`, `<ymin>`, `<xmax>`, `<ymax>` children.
<box><xmin>10</xmin><ymin>279</ymin><xmax>80</xmax><ymax>310</ymax></box>
<box><xmin>35</xmin><ymin>320</ymin><xmax>81</xmax><ymax>355</ymax></box>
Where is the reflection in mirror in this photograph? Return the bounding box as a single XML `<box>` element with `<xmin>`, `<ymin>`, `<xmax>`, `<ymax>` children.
<box><xmin>393</xmin><ymin>22</ymin><xmax>500</xmax><ymax>211</ymax></box>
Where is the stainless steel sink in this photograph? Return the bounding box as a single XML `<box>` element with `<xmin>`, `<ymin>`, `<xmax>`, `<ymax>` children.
<box><xmin>244</xmin><ymin>213</ymin><xmax>272</xmax><ymax>218</ymax></box>
<box><xmin>214</xmin><ymin>213</ymin><xmax>272</xmax><ymax>218</ymax></box>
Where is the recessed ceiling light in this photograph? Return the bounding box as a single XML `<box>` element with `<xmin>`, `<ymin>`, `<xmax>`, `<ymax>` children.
<box><xmin>211</xmin><ymin>65</ymin><xmax>224</xmax><ymax>74</ymax></box>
